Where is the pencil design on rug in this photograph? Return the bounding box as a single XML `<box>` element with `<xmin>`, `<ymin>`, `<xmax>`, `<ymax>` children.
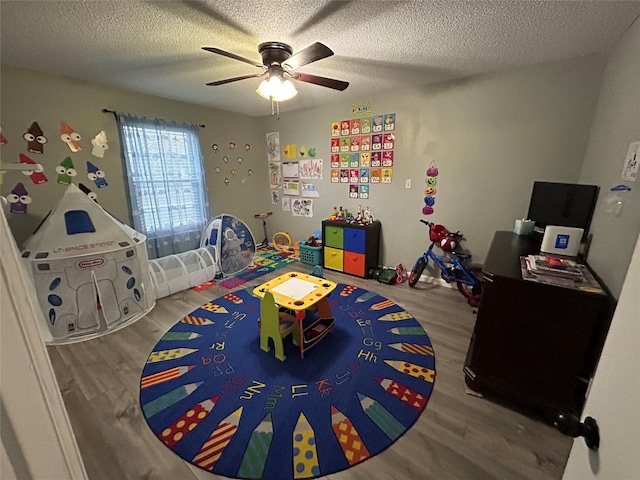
<box><xmin>388</xmin><ymin>342</ymin><xmax>434</xmax><ymax>356</ymax></box>
<box><xmin>330</xmin><ymin>406</ymin><xmax>371</xmax><ymax>465</ymax></box>
<box><xmin>141</xmin><ymin>382</ymin><xmax>203</xmax><ymax>417</ymax></box>
<box><xmin>369</xmin><ymin>299</ymin><xmax>394</xmax><ymax>310</ymax></box>
<box><xmin>293</xmin><ymin>412</ymin><xmax>320</xmax><ymax>478</ymax></box>
<box><xmin>384</xmin><ymin>360</ymin><xmax>435</xmax><ymax>383</ymax></box>
<box><xmin>160</xmin><ymin>331</ymin><xmax>203</xmax><ymax>341</ymax></box>
<box><xmin>223</xmin><ymin>292</ymin><xmax>244</xmax><ymax>304</ymax></box>
<box><xmin>377</xmin><ymin>311</ymin><xmax>413</xmax><ymax>321</ymax></box>
<box><xmin>387</xmin><ymin>326</ymin><xmax>427</xmax><ymax>336</ymax></box>
<box><xmin>355</xmin><ymin>291</ymin><xmax>376</xmax><ymax>303</ymax></box>
<box><xmin>374</xmin><ymin>377</ymin><xmax>429</xmax><ymax>411</ymax></box>
<box><xmin>340</xmin><ymin>285</ymin><xmax>356</xmax><ymax>296</ymax></box>
<box><xmin>180</xmin><ymin>315</ymin><xmax>214</xmax><ymax>325</ymax></box>
<box><xmin>193</xmin><ymin>406</ymin><xmax>244</xmax><ymax>471</ymax></box>
<box><xmin>237</xmin><ymin>413</ymin><xmax>274</xmax><ymax>478</ymax></box>
<box><xmin>159</xmin><ymin>394</ymin><xmax>221</xmax><ymax>448</ymax></box>
<box><xmin>357</xmin><ymin>393</ymin><xmax>405</xmax><ymax>441</ymax></box>
<box><xmin>140</xmin><ymin>365</ymin><xmax>196</xmax><ymax>389</ymax></box>
<box><xmin>200</xmin><ymin>302</ymin><xmax>229</xmax><ymax>313</ymax></box>
<box><xmin>147</xmin><ymin>347</ymin><xmax>199</xmax><ymax>363</ymax></box>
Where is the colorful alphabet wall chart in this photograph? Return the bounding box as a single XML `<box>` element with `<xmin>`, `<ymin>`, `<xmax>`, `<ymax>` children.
<box><xmin>330</xmin><ymin>113</ymin><xmax>396</xmax><ymax>199</ymax></box>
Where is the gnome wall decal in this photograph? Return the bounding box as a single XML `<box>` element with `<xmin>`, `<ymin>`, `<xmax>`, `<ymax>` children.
<box><xmin>60</xmin><ymin>121</ymin><xmax>82</xmax><ymax>152</ymax></box>
<box><xmin>79</xmin><ymin>183</ymin><xmax>98</xmax><ymax>202</ymax></box>
<box><xmin>0</xmin><ymin>127</ymin><xmax>8</xmax><ymax>145</ymax></box>
<box><xmin>23</xmin><ymin>122</ymin><xmax>47</xmax><ymax>153</ymax></box>
<box><xmin>91</xmin><ymin>130</ymin><xmax>109</xmax><ymax>157</ymax></box>
<box><xmin>56</xmin><ymin>157</ymin><xmax>77</xmax><ymax>184</ymax></box>
<box><xmin>86</xmin><ymin>161</ymin><xmax>108</xmax><ymax>188</ymax></box>
<box><xmin>8</xmin><ymin>183</ymin><xmax>31</xmax><ymax>214</ymax></box>
<box><xmin>19</xmin><ymin>153</ymin><xmax>48</xmax><ymax>184</ymax></box>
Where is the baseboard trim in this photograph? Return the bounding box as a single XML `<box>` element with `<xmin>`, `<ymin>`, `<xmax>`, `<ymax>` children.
<box><xmin>419</xmin><ymin>274</ymin><xmax>454</xmax><ymax>289</ymax></box>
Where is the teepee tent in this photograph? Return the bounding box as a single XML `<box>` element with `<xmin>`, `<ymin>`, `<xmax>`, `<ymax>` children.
<box><xmin>200</xmin><ymin>213</ymin><xmax>256</xmax><ymax>277</ymax></box>
<box><xmin>21</xmin><ymin>183</ymin><xmax>155</xmax><ymax>344</ymax></box>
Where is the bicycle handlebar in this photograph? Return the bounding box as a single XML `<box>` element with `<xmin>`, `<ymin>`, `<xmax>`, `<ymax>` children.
<box><xmin>419</xmin><ymin>219</ymin><xmax>463</xmax><ymax>238</ymax></box>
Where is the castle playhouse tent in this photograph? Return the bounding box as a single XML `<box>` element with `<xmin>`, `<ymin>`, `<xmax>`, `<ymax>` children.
<box><xmin>21</xmin><ymin>183</ymin><xmax>155</xmax><ymax>344</ymax></box>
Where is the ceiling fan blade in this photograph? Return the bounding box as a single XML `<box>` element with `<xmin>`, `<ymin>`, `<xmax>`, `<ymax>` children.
<box><xmin>206</xmin><ymin>72</ymin><xmax>266</xmax><ymax>86</ymax></box>
<box><xmin>202</xmin><ymin>47</ymin><xmax>265</xmax><ymax>69</ymax></box>
<box><xmin>291</xmin><ymin>72</ymin><xmax>349</xmax><ymax>91</ymax></box>
<box><xmin>283</xmin><ymin>42</ymin><xmax>334</xmax><ymax>70</ymax></box>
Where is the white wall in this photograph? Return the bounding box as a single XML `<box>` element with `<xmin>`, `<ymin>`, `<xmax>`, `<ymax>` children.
<box><xmin>4</xmin><ymin>49</ymin><xmax>636</xmax><ymax>298</ymax></box>
<box><xmin>0</xmin><ymin>211</ymin><xmax>87</xmax><ymax>480</ymax></box>
<box><xmin>262</xmin><ymin>55</ymin><xmax>606</xmax><ymax>276</ymax></box>
<box><xmin>562</xmin><ymin>18</ymin><xmax>640</xmax><ymax>479</ymax></box>
<box><xmin>0</xmin><ymin>66</ymin><xmax>268</xmax><ymax>248</ymax></box>
<box><xmin>578</xmin><ymin>18</ymin><xmax>640</xmax><ymax>298</ymax></box>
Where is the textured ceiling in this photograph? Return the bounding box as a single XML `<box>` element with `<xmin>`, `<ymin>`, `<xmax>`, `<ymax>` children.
<box><xmin>1</xmin><ymin>1</ymin><xmax>639</xmax><ymax>117</ymax></box>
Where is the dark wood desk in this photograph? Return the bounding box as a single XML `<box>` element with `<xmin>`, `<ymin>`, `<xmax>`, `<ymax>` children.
<box><xmin>464</xmin><ymin>231</ymin><xmax>613</xmax><ymax>422</ymax></box>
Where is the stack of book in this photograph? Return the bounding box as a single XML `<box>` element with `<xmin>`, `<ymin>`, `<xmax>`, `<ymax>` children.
<box><xmin>524</xmin><ymin>255</ymin><xmax>583</xmax><ymax>278</ymax></box>
<box><xmin>519</xmin><ymin>255</ymin><xmax>604</xmax><ymax>293</ymax></box>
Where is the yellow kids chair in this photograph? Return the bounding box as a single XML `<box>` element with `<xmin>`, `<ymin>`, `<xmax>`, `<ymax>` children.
<box><xmin>259</xmin><ymin>290</ymin><xmax>297</xmax><ymax>361</ymax></box>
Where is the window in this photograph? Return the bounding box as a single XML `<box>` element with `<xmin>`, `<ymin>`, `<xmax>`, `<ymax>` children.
<box><xmin>116</xmin><ymin>114</ymin><xmax>210</xmax><ymax>258</ymax></box>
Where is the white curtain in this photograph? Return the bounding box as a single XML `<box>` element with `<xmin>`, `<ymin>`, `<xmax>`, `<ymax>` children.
<box><xmin>115</xmin><ymin>113</ymin><xmax>210</xmax><ymax>259</ymax></box>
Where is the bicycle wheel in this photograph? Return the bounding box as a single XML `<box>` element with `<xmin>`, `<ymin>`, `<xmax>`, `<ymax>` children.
<box><xmin>408</xmin><ymin>257</ymin><xmax>426</xmax><ymax>287</ymax></box>
<box><xmin>453</xmin><ymin>267</ymin><xmax>482</xmax><ymax>306</ymax></box>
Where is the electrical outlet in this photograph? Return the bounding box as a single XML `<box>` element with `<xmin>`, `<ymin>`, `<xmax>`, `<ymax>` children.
<box><xmin>405</xmin><ymin>179</ymin><xmax>412</xmax><ymax>189</ymax></box>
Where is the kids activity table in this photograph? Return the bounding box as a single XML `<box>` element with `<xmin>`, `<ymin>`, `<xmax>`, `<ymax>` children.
<box><xmin>253</xmin><ymin>272</ymin><xmax>337</xmax><ymax>358</ymax></box>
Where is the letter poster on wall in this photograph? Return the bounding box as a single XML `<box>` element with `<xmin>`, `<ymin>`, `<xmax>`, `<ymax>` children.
<box><xmin>330</xmin><ymin>111</ymin><xmax>395</xmax><ymax>199</ymax></box>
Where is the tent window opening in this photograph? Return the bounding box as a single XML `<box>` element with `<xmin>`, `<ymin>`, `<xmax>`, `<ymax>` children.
<box><xmin>65</xmin><ymin>210</ymin><xmax>96</xmax><ymax>235</ymax></box>
<box><xmin>115</xmin><ymin>113</ymin><xmax>210</xmax><ymax>259</ymax></box>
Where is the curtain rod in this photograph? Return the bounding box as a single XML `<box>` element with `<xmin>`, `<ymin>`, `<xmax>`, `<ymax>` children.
<box><xmin>101</xmin><ymin>108</ymin><xmax>205</xmax><ymax>128</ymax></box>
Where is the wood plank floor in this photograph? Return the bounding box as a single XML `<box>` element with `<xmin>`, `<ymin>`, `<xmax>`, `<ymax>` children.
<box><xmin>48</xmin><ymin>263</ymin><xmax>572</xmax><ymax>480</ymax></box>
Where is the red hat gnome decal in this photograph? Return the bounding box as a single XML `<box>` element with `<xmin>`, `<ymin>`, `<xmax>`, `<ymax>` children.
<box><xmin>19</xmin><ymin>153</ymin><xmax>48</xmax><ymax>184</ymax></box>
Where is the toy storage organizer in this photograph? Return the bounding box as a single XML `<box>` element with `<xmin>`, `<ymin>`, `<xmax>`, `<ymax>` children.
<box><xmin>149</xmin><ymin>246</ymin><xmax>217</xmax><ymax>299</ymax></box>
<box><xmin>322</xmin><ymin>220</ymin><xmax>381</xmax><ymax>278</ymax></box>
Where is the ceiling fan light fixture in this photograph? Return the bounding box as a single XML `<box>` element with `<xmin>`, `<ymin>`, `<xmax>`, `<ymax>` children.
<box><xmin>256</xmin><ymin>75</ymin><xmax>298</xmax><ymax>102</ymax></box>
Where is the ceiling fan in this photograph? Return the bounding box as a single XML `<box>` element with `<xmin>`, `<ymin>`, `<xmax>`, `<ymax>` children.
<box><xmin>202</xmin><ymin>42</ymin><xmax>349</xmax><ymax>99</ymax></box>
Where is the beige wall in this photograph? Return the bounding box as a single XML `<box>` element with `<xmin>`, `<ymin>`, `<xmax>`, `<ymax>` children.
<box><xmin>0</xmin><ymin>66</ymin><xmax>268</xmax><ymax>247</ymax></box>
<box><xmin>578</xmin><ymin>18</ymin><xmax>640</xmax><ymax>298</ymax></box>
<box><xmin>5</xmin><ymin>48</ymin><xmax>636</xmax><ymax>298</ymax></box>
<box><xmin>262</xmin><ymin>55</ymin><xmax>606</xmax><ymax>276</ymax></box>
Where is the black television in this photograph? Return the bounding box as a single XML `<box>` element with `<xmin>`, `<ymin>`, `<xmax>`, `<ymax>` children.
<box><xmin>527</xmin><ymin>181</ymin><xmax>599</xmax><ymax>240</ymax></box>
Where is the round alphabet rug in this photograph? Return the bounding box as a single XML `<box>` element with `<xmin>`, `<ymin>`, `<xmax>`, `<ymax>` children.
<box><xmin>140</xmin><ymin>283</ymin><xmax>436</xmax><ymax>479</ymax></box>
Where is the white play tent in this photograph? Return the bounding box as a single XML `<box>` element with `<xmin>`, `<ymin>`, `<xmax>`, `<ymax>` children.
<box><xmin>21</xmin><ymin>183</ymin><xmax>156</xmax><ymax>344</ymax></box>
<box><xmin>200</xmin><ymin>213</ymin><xmax>256</xmax><ymax>277</ymax></box>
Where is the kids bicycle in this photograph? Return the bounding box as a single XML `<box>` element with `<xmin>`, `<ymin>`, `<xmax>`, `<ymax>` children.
<box><xmin>408</xmin><ymin>219</ymin><xmax>483</xmax><ymax>307</ymax></box>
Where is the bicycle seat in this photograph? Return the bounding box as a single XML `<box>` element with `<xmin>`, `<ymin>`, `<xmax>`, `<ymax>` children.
<box><xmin>451</xmin><ymin>252</ymin><xmax>471</xmax><ymax>260</ymax></box>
